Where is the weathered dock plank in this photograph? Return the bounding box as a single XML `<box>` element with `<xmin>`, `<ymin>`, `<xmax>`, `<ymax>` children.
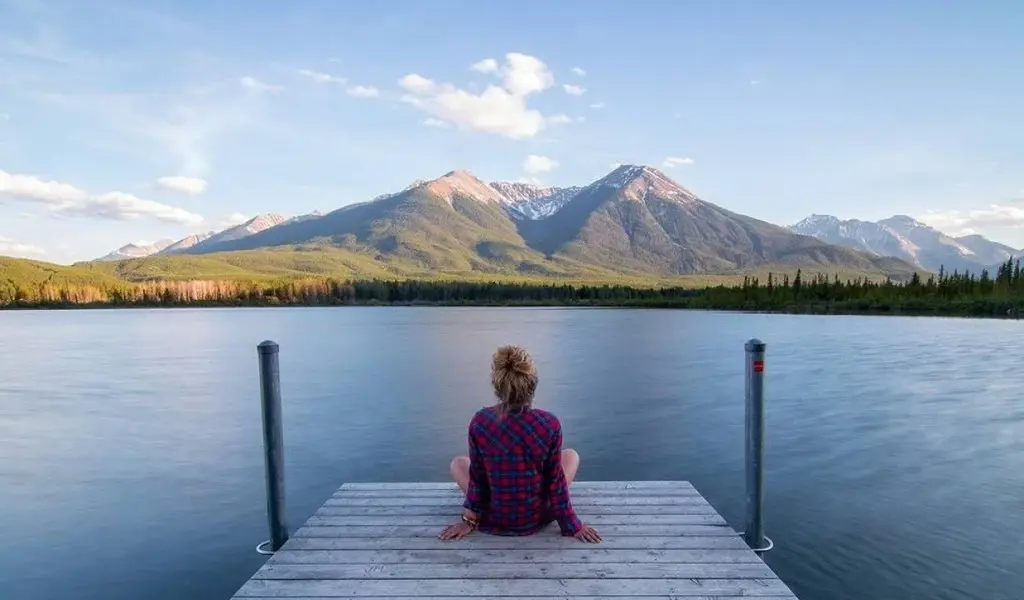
<box><xmin>230</xmin><ymin>481</ymin><xmax>798</xmax><ymax>599</ymax></box>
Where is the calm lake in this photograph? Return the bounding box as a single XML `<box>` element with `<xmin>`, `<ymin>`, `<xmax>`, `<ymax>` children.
<box><xmin>0</xmin><ymin>308</ymin><xmax>1021</xmax><ymax>600</ymax></box>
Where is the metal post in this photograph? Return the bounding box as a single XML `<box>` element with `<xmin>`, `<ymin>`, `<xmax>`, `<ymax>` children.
<box><xmin>257</xmin><ymin>341</ymin><xmax>289</xmax><ymax>553</ymax></box>
<box><xmin>744</xmin><ymin>338</ymin><xmax>770</xmax><ymax>553</ymax></box>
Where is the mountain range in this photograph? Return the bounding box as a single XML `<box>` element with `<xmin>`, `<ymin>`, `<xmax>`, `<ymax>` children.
<box><xmin>791</xmin><ymin>214</ymin><xmax>1022</xmax><ymax>274</ymax></box>
<box><xmin>90</xmin><ymin>165</ymin><xmax>927</xmax><ymax>280</ymax></box>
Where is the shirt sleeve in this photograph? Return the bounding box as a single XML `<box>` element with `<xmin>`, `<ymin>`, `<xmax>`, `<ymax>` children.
<box><xmin>462</xmin><ymin>421</ymin><xmax>489</xmax><ymax>514</ymax></box>
<box><xmin>544</xmin><ymin>418</ymin><xmax>582</xmax><ymax>536</ymax></box>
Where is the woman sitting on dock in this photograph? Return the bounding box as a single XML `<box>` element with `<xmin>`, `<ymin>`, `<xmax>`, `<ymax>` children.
<box><xmin>441</xmin><ymin>345</ymin><xmax>602</xmax><ymax>543</ymax></box>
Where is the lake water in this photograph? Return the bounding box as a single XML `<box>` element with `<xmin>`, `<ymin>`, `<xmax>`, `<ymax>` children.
<box><xmin>0</xmin><ymin>308</ymin><xmax>1021</xmax><ymax>600</ymax></box>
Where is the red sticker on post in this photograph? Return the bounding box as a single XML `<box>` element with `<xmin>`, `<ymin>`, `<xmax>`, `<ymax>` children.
<box><xmin>753</xmin><ymin>360</ymin><xmax>764</xmax><ymax>373</ymax></box>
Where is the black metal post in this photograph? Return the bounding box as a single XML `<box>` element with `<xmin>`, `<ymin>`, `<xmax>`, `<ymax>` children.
<box><xmin>258</xmin><ymin>340</ymin><xmax>289</xmax><ymax>552</ymax></box>
<box><xmin>744</xmin><ymin>338</ymin><xmax>768</xmax><ymax>554</ymax></box>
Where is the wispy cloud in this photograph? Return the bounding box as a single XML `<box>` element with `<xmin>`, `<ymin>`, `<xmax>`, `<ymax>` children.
<box><xmin>240</xmin><ymin>76</ymin><xmax>283</xmax><ymax>93</ymax></box>
<box><xmin>589</xmin><ymin>102</ymin><xmax>605</xmax><ymax>109</ymax></box>
<box><xmin>346</xmin><ymin>84</ymin><xmax>379</xmax><ymax>98</ymax></box>
<box><xmin>523</xmin><ymin>155</ymin><xmax>559</xmax><ymax>174</ymax></box>
<box><xmin>0</xmin><ymin>169</ymin><xmax>203</xmax><ymax>225</ymax></box>
<box><xmin>917</xmin><ymin>204</ymin><xmax>1024</xmax><ymax>233</ymax></box>
<box><xmin>33</xmin><ymin>76</ymin><xmax>277</xmax><ymax>178</ymax></box>
<box><xmin>221</xmin><ymin>212</ymin><xmax>250</xmax><ymax>227</ymax></box>
<box><xmin>421</xmin><ymin>118</ymin><xmax>449</xmax><ymax>128</ymax></box>
<box><xmin>570</xmin><ymin>67</ymin><xmax>586</xmax><ymax>77</ymax></box>
<box><xmin>662</xmin><ymin>156</ymin><xmax>695</xmax><ymax>168</ymax></box>
<box><xmin>297</xmin><ymin>69</ymin><xmax>346</xmax><ymax>84</ymax></box>
<box><xmin>397</xmin><ymin>52</ymin><xmax>555</xmax><ymax>139</ymax></box>
<box><xmin>0</xmin><ymin>235</ymin><xmax>45</xmax><ymax>257</ymax></box>
<box><xmin>156</xmin><ymin>175</ymin><xmax>207</xmax><ymax>196</ymax></box>
<box><xmin>563</xmin><ymin>84</ymin><xmax>586</xmax><ymax>96</ymax></box>
<box><xmin>547</xmin><ymin>113</ymin><xmax>583</xmax><ymax>125</ymax></box>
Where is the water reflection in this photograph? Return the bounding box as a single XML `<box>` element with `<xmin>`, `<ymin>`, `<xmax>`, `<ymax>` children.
<box><xmin>0</xmin><ymin>308</ymin><xmax>1022</xmax><ymax>600</ymax></box>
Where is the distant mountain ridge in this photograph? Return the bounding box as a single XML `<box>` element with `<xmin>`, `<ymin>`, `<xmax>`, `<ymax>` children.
<box><xmin>791</xmin><ymin>214</ymin><xmax>1020</xmax><ymax>273</ymax></box>
<box><xmin>97</xmin><ymin>213</ymin><xmax>316</xmax><ymax>261</ymax></box>
<box><xmin>183</xmin><ymin>213</ymin><xmax>287</xmax><ymax>254</ymax></box>
<box><xmin>99</xmin><ymin>239</ymin><xmax>175</xmax><ymax>261</ymax></box>
<box><xmin>93</xmin><ymin>165</ymin><xmax>916</xmax><ymax>280</ymax></box>
<box><xmin>160</xmin><ymin>232</ymin><xmax>214</xmax><ymax>254</ymax></box>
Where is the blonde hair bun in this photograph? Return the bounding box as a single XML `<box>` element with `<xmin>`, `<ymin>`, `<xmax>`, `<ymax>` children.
<box><xmin>493</xmin><ymin>345</ymin><xmax>534</xmax><ymax>376</ymax></box>
<box><xmin>491</xmin><ymin>345</ymin><xmax>538</xmax><ymax>413</ymax></box>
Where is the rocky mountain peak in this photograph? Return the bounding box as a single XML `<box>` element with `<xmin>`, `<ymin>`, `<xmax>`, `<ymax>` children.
<box><xmin>793</xmin><ymin>214</ymin><xmax>841</xmax><ymax>230</ymax></box>
<box><xmin>425</xmin><ymin>169</ymin><xmax>505</xmax><ymax>204</ymax></box>
<box><xmin>594</xmin><ymin>164</ymin><xmax>699</xmax><ymax>204</ymax></box>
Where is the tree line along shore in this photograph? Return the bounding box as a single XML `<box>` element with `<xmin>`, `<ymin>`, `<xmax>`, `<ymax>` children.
<box><xmin>2</xmin><ymin>259</ymin><xmax>1022</xmax><ymax>318</ymax></box>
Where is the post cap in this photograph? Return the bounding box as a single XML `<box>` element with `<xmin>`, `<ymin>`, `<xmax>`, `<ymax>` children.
<box><xmin>745</xmin><ymin>338</ymin><xmax>766</xmax><ymax>352</ymax></box>
<box><xmin>257</xmin><ymin>340</ymin><xmax>280</xmax><ymax>354</ymax></box>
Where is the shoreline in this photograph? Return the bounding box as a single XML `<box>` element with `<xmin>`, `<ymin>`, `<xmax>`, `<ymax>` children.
<box><xmin>2</xmin><ymin>301</ymin><xmax>1020</xmax><ymax>320</ymax></box>
<box><xmin>3</xmin><ymin>267</ymin><xmax>1021</xmax><ymax>320</ymax></box>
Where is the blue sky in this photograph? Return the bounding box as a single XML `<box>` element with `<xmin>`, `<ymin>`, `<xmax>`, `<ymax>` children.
<box><xmin>1</xmin><ymin>0</ymin><xmax>1022</xmax><ymax>263</ymax></box>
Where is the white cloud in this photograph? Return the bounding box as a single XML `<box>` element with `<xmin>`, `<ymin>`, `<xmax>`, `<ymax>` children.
<box><xmin>421</xmin><ymin>118</ymin><xmax>449</xmax><ymax>128</ymax></box>
<box><xmin>563</xmin><ymin>84</ymin><xmax>586</xmax><ymax>96</ymax></box>
<box><xmin>501</xmin><ymin>53</ymin><xmax>554</xmax><ymax>96</ymax></box>
<box><xmin>571</xmin><ymin>67</ymin><xmax>586</xmax><ymax>77</ymax></box>
<box><xmin>239</xmin><ymin>76</ymin><xmax>283</xmax><ymax>93</ymax></box>
<box><xmin>0</xmin><ymin>113</ymin><xmax>9</xmax><ymax>121</ymax></box>
<box><xmin>523</xmin><ymin>155</ymin><xmax>559</xmax><ymax>174</ymax></box>
<box><xmin>470</xmin><ymin>58</ymin><xmax>498</xmax><ymax>74</ymax></box>
<box><xmin>346</xmin><ymin>85</ymin><xmax>379</xmax><ymax>98</ymax></box>
<box><xmin>917</xmin><ymin>205</ymin><xmax>1024</xmax><ymax>233</ymax></box>
<box><xmin>0</xmin><ymin>169</ymin><xmax>204</xmax><ymax>225</ymax></box>
<box><xmin>399</xmin><ymin>74</ymin><xmax>438</xmax><ymax>94</ymax></box>
<box><xmin>750</xmin><ymin>80</ymin><xmax>760</xmax><ymax>86</ymax></box>
<box><xmin>397</xmin><ymin>52</ymin><xmax>555</xmax><ymax>139</ymax></box>
<box><xmin>547</xmin><ymin>114</ymin><xmax>582</xmax><ymax>125</ymax></box>
<box><xmin>155</xmin><ymin>175</ymin><xmax>207</xmax><ymax>196</ymax></box>
<box><xmin>298</xmin><ymin>69</ymin><xmax>346</xmax><ymax>84</ymax></box>
<box><xmin>662</xmin><ymin>156</ymin><xmax>695</xmax><ymax>168</ymax></box>
<box><xmin>0</xmin><ymin>235</ymin><xmax>45</xmax><ymax>257</ymax></box>
<box><xmin>589</xmin><ymin>102</ymin><xmax>606</xmax><ymax>109</ymax></box>
<box><xmin>57</xmin><ymin>192</ymin><xmax>205</xmax><ymax>225</ymax></box>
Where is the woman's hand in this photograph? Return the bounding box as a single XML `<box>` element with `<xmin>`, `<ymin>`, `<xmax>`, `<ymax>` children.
<box><xmin>574</xmin><ymin>524</ymin><xmax>602</xmax><ymax>543</ymax></box>
<box><xmin>439</xmin><ymin>521</ymin><xmax>475</xmax><ymax>541</ymax></box>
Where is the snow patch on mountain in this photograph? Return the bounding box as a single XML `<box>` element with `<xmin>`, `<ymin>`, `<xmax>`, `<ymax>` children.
<box><xmin>489</xmin><ymin>181</ymin><xmax>581</xmax><ymax>220</ymax></box>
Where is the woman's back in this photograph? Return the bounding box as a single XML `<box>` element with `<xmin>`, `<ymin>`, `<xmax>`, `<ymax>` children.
<box><xmin>441</xmin><ymin>345</ymin><xmax>601</xmax><ymax>543</ymax></box>
<box><xmin>463</xmin><ymin>405</ymin><xmax>578</xmax><ymax>535</ymax></box>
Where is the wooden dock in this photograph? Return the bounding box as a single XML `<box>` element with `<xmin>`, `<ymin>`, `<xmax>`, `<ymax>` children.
<box><xmin>230</xmin><ymin>480</ymin><xmax>798</xmax><ymax>599</ymax></box>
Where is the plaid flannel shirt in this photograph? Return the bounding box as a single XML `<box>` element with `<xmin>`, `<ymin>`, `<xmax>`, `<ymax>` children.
<box><xmin>462</xmin><ymin>405</ymin><xmax>582</xmax><ymax>536</ymax></box>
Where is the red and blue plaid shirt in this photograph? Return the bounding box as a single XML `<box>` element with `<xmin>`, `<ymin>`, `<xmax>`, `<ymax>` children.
<box><xmin>462</xmin><ymin>405</ymin><xmax>582</xmax><ymax>536</ymax></box>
